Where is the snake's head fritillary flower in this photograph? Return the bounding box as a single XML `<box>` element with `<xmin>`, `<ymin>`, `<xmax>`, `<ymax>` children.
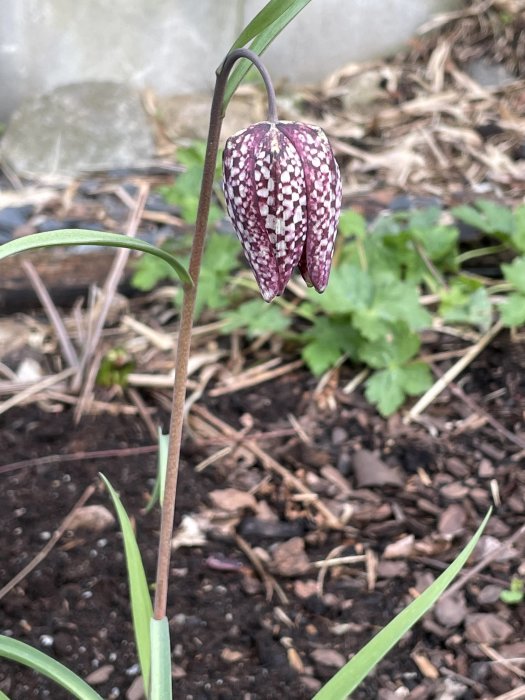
<box><xmin>223</xmin><ymin>121</ymin><xmax>342</xmax><ymax>302</ymax></box>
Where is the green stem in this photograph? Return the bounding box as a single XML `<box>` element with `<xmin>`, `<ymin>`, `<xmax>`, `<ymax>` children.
<box><xmin>153</xmin><ymin>49</ymin><xmax>277</xmax><ymax>621</ymax></box>
<box><xmin>455</xmin><ymin>243</ymin><xmax>507</xmax><ymax>265</ymax></box>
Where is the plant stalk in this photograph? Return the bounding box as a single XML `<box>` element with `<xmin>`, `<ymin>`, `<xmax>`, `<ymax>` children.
<box><xmin>153</xmin><ymin>48</ymin><xmax>277</xmax><ymax>620</ymax></box>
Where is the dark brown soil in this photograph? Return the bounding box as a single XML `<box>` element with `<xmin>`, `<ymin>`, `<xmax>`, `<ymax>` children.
<box><xmin>0</xmin><ymin>330</ymin><xmax>524</xmax><ymax>700</ymax></box>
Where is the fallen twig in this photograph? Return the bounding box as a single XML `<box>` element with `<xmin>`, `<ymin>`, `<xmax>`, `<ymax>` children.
<box><xmin>191</xmin><ymin>405</ymin><xmax>342</xmax><ymax>529</ymax></box>
<box><xmin>404</xmin><ymin>320</ymin><xmax>503</xmax><ymax>423</ymax></box>
<box><xmin>22</xmin><ymin>260</ymin><xmax>79</xmax><ymax>369</ymax></box>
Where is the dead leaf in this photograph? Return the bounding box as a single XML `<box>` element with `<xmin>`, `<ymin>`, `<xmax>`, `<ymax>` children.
<box><xmin>171</xmin><ymin>514</ymin><xmax>207</xmax><ymax>550</ymax></box>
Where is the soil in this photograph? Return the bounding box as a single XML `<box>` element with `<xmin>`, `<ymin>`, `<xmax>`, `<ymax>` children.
<box><xmin>0</xmin><ymin>328</ymin><xmax>524</xmax><ymax>700</ymax></box>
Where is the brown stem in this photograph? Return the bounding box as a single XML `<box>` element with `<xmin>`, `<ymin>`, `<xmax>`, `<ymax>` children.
<box><xmin>153</xmin><ymin>49</ymin><xmax>277</xmax><ymax>620</ymax></box>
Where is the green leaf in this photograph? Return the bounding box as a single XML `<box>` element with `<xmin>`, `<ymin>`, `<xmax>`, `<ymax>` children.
<box><xmin>221</xmin><ymin>298</ymin><xmax>290</xmax><ymax>337</ymax></box>
<box><xmin>400</xmin><ymin>362</ymin><xmax>433</xmax><ymax>396</ymax></box>
<box><xmin>499</xmin><ymin>578</ymin><xmax>524</xmax><ymax>605</ymax></box>
<box><xmin>452</xmin><ymin>201</ymin><xmax>514</xmax><ymax>238</ymax></box>
<box><xmin>0</xmin><ymin>690</ymin><xmax>10</xmax><ymax>700</ymax></box>
<box><xmin>0</xmin><ymin>230</ymin><xmax>191</xmax><ymax>285</ymax></box>
<box><xmin>365</xmin><ymin>368</ymin><xmax>406</xmax><ymax>416</ymax></box>
<box><xmin>313</xmin><ymin>509</ymin><xmax>492</xmax><ymax>700</ymax></box>
<box><xmin>512</xmin><ymin>204</ymin><xmax>525</xmax><ymax>252</ymax></box>
<box><xmin>149</xmin><ymin>617</ymin><xmax>172</xmax><ymax>700</ymax></box>
<box><xmin>338</xmin><ymin>210</ymin><xmax>367</xmax><ymax>239</ymax></box>
<box><xmin>502</xmin><ymin>257</ymin><xmax>525</xmax><ymax>294</ymax></box>
<box><xmin>223</xmin><ymin>0</ymin><xmax>314</xmax><ymax>109</ymax></box>
<box><xmin>0</xmin><ymin>636</ymin><xmax>103</xmax><ymax>700</ymax></box>
<box><xmin>193</xmin><ymin>233</ymin><xmax>241</xmax><ymax>317</ymax></box>
<box><xmin>413</xmin><ymin>224</ymin><xmax>459</xmax><ymax>262</ymax></box>
<box><xmin>440</xmin><ymin>284</ymin><xmax>493</xmax><ymax>330</ymax></box>
<box><xmin>500</xmin><ymin>293</ymin><xmax>525</xmax><ymax>327</ymax></box>
<box><xmin>100</xmin><ymin>475</ymin><xmax>153</xmax><ymax>695</ymax></box>
<box><xmin>356</xmin><ymin>274</ymin><xmax>431</xmax><ymax>339</ymax></box>
<box><xmin>358</xmin><ymin>324</ymin><xmax>420</xmax><ymax>369</ymax></box>
<box><xmin>302</xmin><ymin>317</ymin><xmax>360</xmax><ymax>375</ymax></box>
<box><xmin>312</xmin><ymin>264</ymin><xmax>373</xmax><ymax>314</ymax></box>
<box><xmin>229</xmin><ymin>0</ymin><xmax>298</xmax><ymax>51</ymax></box>
<box><xmin>145</xmin><ymin>429</ymin><xmax>169</xmax><ymax>513</ymax></box>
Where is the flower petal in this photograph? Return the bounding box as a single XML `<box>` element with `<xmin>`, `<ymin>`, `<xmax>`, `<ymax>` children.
<box><xmin>223</xmin><ymin>122</ymin><xmax>308</xmax><ymax>301</ymax></box>
<box><xmin>223</xmin><ymin>122</ymin><xmax>280</xmax><ymax>301</ymax></box>
<box><xmin>277</xmin><ymin>122</ymin><xmax>342</xmax><ymax>292</ymax></box>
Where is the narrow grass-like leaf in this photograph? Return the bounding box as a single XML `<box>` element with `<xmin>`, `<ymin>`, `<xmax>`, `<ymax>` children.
<box><xmin>149</xmin><ymin>617</ymin><xmax>172</xmax><ymax>700</ymax></box>
<box><xmin>145</xmin><ymin>429</ymin><xmax>169</xmax><ymax>513</ymax></box>
<box><xmin>230</xmin><ymin>0</ymin><xmax>297</xmax><ymax>50</ymax></box>
<box><xmin>0</xmin><ymin>690</ymin><xmax>10</xmax><ymax>699</ymax></box>
<box><xmin>0</xmin><ymin>636</ymin><xmax>102</xmax><ymax>700</ymax></box>
<box><xmin>313</xmin><ymin>509</ymin><xmax>492</xmax><ymax>700</ymax></box>
<box><xmin>100</xmin><ymin>475</ymin><xmax>153</xmax><ymax>696</ymax></box>
<box><xmin>0</xmin><ymin>230</ymin><xmax>191</xmax><ymax>285</ymax></box>
<box><xmin>223</xmin><ymin>0</ymin><xmax>313</xmax><ymax>109</ymax></box>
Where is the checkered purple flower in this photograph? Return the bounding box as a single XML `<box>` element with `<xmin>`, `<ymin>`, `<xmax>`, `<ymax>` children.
<box><xmin>223</xmin><ymin>121</ymin><xmax>342</xmax><ymax>302</ymax></box>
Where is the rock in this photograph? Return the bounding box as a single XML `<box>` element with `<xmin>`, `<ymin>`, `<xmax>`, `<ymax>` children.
<box><xmin>477</xmin><ymin>584</ymin><xmax>504</xmax><ymax>605</ymax></box>
<box><xmin>68</xmin><ymin>505</ymin><xmax>115</xmax><ymax>533</ymax></box>
<box><xmin>270</xmin><ymin>537</ymin><xmax>311</xmax><ymax>577</ymax></box>
<box><xmin>85</xmin><ymin>665</ymin><xmax>114</xmax><ymax>685</ymax></box>
<box><xmin>158</xmin><ymin>92</ymin><xmax>265</xmax><ymax>144</ymax></box>
<box><xmin>208</xmin><ymin>488</ymin><xmax>257</xmax><ymax>512</ymax></box>
<box><xmin>352</xmin><ymin>450</ymin><xmax>403</xmax><ymax>488</ymax></box>
<box><xmin>465</xmin><ymin>613</ymin><xmax>514</xmax><ymax>644</ymax></box>
<box><xmin>125</xmin><ymin>676</ymin><xmax>145</xmax><ymax>700</ymax></box>
<box><xmin>434</xmin><ymin>591</ymin><xmax>467</xmax><ymax>627</ymax></box>
<box><xmin>220</xmin><ymin>648</ymin><xmax>244</xmax><ymax>663</ymax></box>
<box><xmin>310</xmin><ymin>647</ymin><xmax>346</xmax><ymax>669</ymax></box>
<box><xmin>2</xmin><ymin>82</ymin><xmax>154</xmax><ymax>178</ymax></box>
<box><xmin>466</xmin><ymin>59</ymin><xmax>516</xmax><ymax>88</ymax></box>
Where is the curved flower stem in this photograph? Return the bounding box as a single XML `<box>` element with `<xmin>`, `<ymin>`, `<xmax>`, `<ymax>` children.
<box><xmin>153</xmin><ymin>49</ymin><xmax>277</xmax><ymax>620</ymax></box>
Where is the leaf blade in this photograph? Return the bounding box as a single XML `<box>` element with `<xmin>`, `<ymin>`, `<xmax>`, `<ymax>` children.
<box><xmin>229</xmin><ymin>0</ymin><xmax>297</xmax><ymax>51</ymax></box>
<box><xmin>100</xmin><ymin>475</ymin><xmax>153</xmax><ymax>695</ymax></box>
<box><xmin>223</xmin><ymin>0</ymin><xmax>313</xmax><ymax>108</ymax></box>
<box><xmin>0</xmin><ymin>230</ymin><xmax>192</xmax><ymax>285</ymax></box>
<box><xmin>0</xmin><ymin>636</ymin><xmax>103</xmax><ymax>700</ymax></box>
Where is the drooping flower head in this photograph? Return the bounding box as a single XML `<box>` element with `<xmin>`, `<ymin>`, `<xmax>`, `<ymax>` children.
<box><xmin>223</xmin><ymin>120</ymin><xmax>342</xmax><ymax>302</ymax></box>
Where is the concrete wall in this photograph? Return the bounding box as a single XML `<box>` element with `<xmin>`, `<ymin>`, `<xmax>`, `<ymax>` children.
<box><xmin>0</xmin><ymin>0</ymin><xmax>457</xmax><ymax>119</ymax></box>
